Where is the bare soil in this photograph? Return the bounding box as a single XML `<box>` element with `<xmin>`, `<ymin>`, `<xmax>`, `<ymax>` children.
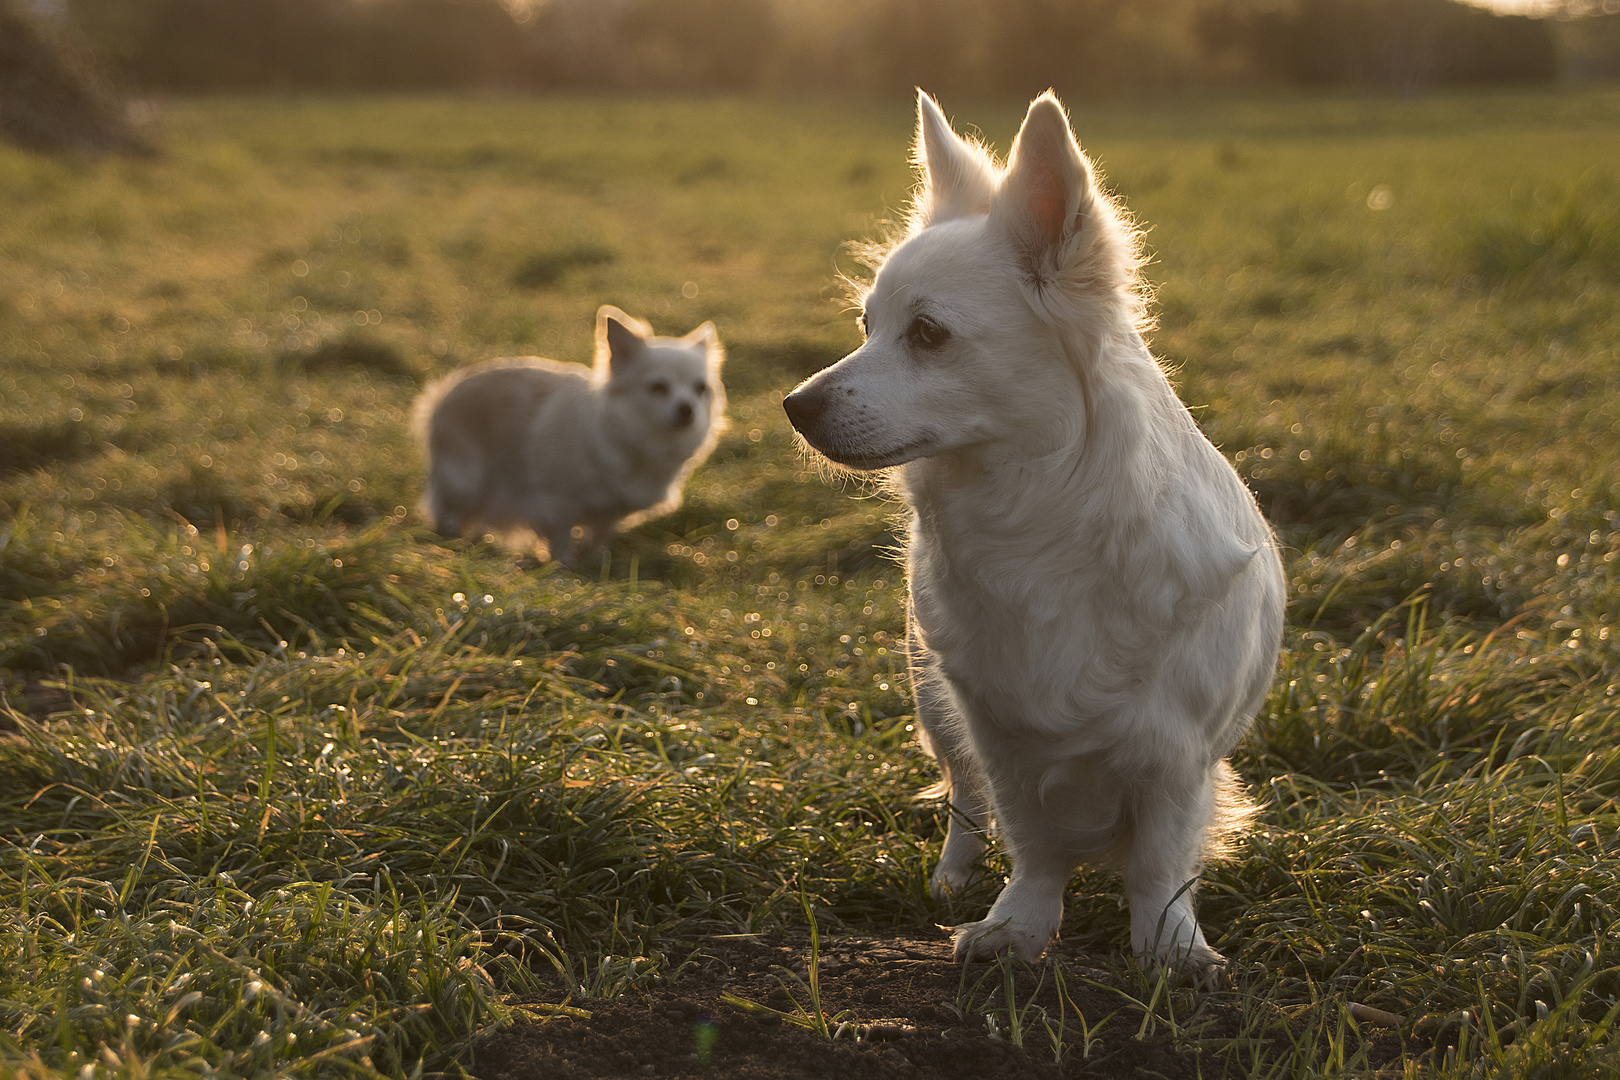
<box><xmin>470</xmin><ymin>931</ymin><xmax>1354</xmax><ymax>1080</ymax></box>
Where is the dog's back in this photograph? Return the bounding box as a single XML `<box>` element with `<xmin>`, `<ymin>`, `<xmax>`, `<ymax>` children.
<box><xmin>413</xmin><ymin>357</ymin><xmax>592</xmax><ymax>539</ymax></box>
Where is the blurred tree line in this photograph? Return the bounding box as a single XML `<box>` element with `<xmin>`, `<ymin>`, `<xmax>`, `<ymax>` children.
<box><xmin>56</xmin><ymin>0</ymin><xmax>1568</xmax><ymax>95</ymax></box>
<box><xmin>1</xmin><ymin>1</ymin><xmax>148</xmax><ymax>152</ymax></box>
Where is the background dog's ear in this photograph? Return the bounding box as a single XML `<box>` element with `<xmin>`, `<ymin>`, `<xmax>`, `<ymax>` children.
<box><xmin>913</xmin><ymin>90</ymin><xmax>996</xmax><ymax>228</ymax></box>
<box><xmin>991</xmin><ymin>92</ymin><xmax>1094</xmax><ymax>279</ymax></box>
<box><xmin>598</xmin><ymin>305</ymin><xmax>651</xmax><ymax>376</ymax></box>
<box><xmin>685</xmin><ymin>321</ymin><xmax>724</xmax><ymax>369</ymax></box>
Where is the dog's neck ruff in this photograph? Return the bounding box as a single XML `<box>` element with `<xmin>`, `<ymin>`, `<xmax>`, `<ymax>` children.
<box><xmin>901</xmin><ymin>334</ymin><xmax>1205</xmax><ymax>617</ymax></box>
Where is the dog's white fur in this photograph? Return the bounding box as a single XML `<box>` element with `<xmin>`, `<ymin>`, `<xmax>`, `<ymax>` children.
<box><xmin>784</xmin><ymin>92</ymin><xmax>1284</xmax><ymax>971</ymax></box>
<box><xmin>413</xmin><ymin>305</ymin><xmax>725</xmax><ymax>563</ymax></box>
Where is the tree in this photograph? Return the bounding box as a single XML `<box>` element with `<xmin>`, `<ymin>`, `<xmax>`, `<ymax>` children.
<box><xmin>0</xmin><ymin>0</ymin><xmax>147</xmax><ymax>154</ymax></box>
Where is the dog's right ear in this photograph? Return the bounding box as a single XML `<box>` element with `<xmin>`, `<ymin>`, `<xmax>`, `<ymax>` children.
<box><xmin>912</xmin><ymin>90</ymin><xmax>995</xmax><ymax>229</ymax></box>
<box><xmin>597</xmin><ymin>305</ymin><xmax>650</xmax><ymax>377</ymax></box>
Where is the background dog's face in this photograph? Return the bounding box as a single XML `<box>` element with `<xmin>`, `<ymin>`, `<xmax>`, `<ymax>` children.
<box><xmin>600</xmin><ymin>308</ymin><xmax>724</xmax><ymax>438</ymax></box>
<box><xmin>785</xmin><ymin>92</ymin><xmax>1106</xmax><ymax>471</ymax></box>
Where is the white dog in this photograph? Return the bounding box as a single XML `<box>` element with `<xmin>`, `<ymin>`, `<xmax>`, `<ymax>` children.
<box><xmin>784</xmin><ymin>92</ymin><xmax>1284</xmax><ymax>972</ymax></box>
<box><xmin>414</xmin><ymin>305</ymin><xmax>725</xmax><ymax>563</ymax></box>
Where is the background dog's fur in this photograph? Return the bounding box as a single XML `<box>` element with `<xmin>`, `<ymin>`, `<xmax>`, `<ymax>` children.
<box><xmin>785</xmin><ymin>91</ymin><xmax>1285</xmax><ymax>971</ymax></box>
<box><xmin>414</xmin><ymin>305</ymin><xmax>725</xmax><ymax>563</ymax></box>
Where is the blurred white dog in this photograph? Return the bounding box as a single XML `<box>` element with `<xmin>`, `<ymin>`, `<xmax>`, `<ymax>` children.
<box><xmin>414</xmin><ymin>305</ymin><xmax>725</xmax><ymax>563</ymax></box>
<box><xmin>784</xmin><ymin>92</ymin><xmax>1284</xmax><ymax>973</ymax></box>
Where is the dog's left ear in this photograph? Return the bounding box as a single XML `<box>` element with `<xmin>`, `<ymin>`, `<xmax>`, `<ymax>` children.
<box><xmin>991</xmin><ymin>92</ymin><xmax>1094</xmax><ymax>281</ymax></box>
<box><xmin>684</xmin><ymin>321</ymin><xmax>725</xmax><ymax>369</ymax></box>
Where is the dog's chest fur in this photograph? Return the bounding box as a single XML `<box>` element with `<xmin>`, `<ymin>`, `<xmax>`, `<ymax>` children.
<box><xmin>900</xmin><ymin>408</ymin><xmax>1268</xmax><ymax>774</ymax></box>
<box><xmin>906</xmin><ymin>468</ymin><xmax>1153</xmax><ymax>751</ymax></box>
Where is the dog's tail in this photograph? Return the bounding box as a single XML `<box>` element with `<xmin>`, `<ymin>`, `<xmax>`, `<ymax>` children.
<box><xmin>1204</xmin><ymin>760</ymin><xmax>1258</xmax><ymax>863</ymax></box>
<box><xmin>409</xmin><ymin>375</ymin><xmax>449</xmax><ymax>450</ymax></box>
<box><xmin>409</xmin><ymin>376</ymin><xmax>455</xmax><ymax>531</ymax></box>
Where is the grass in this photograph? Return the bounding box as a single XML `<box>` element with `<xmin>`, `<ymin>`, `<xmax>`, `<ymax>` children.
<box><xmin>2</xmin><ymin>86</ymin><xmax>1619</xmax><ymax>1076</ymax></box>
<box><xmin>721</xmin><ymin>887</ymin><xmax>848</xmax><ymax>1037</ymax></box>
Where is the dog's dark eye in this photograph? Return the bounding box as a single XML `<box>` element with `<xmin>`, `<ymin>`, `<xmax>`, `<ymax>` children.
<box><xmin>858</xmin><ymin>311</ymin><xmax>869</xmax><ymax>339</ymax></box>
<box><xmin>648</xmin><ymin>380</ymin><xmax>671</xmax><ymax>397</ymax></box>
<box><xmin>907</xmin><ymin>314</ymin><xmax>950</xmax><ymax>351</ymax></box>
<box><xmin>693</xmin><ymin>381</ymin><xmax>708</xmax><ymax>396</ymax></box>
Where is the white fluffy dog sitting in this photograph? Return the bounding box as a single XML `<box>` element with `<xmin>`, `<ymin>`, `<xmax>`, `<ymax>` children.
<box><xmin>414</xmin><ymin>305</ymin><xmax>725</xmax><ymax>563</ymax></box>
<box><xmin>784</xmin><ymin>92</ymin><xmax>1285</xmax><ymax>973</ymax></box>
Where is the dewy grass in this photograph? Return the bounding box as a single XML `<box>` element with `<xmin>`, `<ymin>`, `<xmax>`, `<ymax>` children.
<box><xmin>0</xmin><ymin>865</ymin><xmax>518</xmax><ymax>1075</ymax></box>
<box><xmin>3</xmin><ymin>89</ymin><xmax>1620</xmax><ymax>1075</ymax></box>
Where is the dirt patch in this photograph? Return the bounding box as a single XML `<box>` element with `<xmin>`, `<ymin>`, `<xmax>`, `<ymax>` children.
<box><xmin>470</xmin><ymin>932</ymin><xmax>1314</xmax><ymax>1080</ymax></box>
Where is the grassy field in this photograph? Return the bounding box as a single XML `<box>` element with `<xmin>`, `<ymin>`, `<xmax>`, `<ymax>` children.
<box><xmin>2</xmin><ymin>87</ymin><xmax>1620</xmax><ymax>1076</ymax></box>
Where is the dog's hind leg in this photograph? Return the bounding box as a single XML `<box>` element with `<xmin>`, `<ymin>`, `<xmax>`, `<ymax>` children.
<box><xmin>422</xmin><ymin>447</ymin><xmax>485</xmax><ymax>538</ymax></box>
<box><xmin>930</xmin><ymin>748</ymin><xmax>989</xmax><ymax>902</ymax></box>
<box><xmin>540</xmin><ymin>523</ymin><xmax>576</xmax><ymax>566</ymax></box>
<box><xmin>421</xmin><ymin>481</ymin><xmax>466</xmax><ymax>538</ymax></box>
<box><xmin>907</xmin><ymin>630</ymin><xmax>988</xmax><ymax>901</ymax></box>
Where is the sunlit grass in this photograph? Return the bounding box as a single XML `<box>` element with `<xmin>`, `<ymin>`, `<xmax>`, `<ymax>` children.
<box><xmin>3</xmin><ymin>88</ymin><xmax>1620</xmax><ymax>1075</ymax></box>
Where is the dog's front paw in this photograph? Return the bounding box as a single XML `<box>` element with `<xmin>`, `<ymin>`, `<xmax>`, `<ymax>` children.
<box><xmin>952</xmin><ymin>876</ymin><xmax>1064</xmax><ymax>963</ymax></box>
<box><xmin>1139</xmin><ymin>939</ymin><xmax>1227</xmax><ymax>989</ymax></box>
<box><xmin>950</xmin><ymin>917</ymin><xmax>1054</xmax><ymax>964</ymax></box>
<box><xmin>1187</xmin><ymin>955</ymin><xmax>1227</xmax><ymax>991</ymax></box>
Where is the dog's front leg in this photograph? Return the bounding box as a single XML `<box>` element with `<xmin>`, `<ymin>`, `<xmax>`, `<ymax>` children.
<box><xmin>1124</xmin><ymin>770</ymin><xmax>1222</xmax><ymax>974</ymax></box>
<box><xmin>950</xmin><ymin>753</ymin><xmax>1122</xmax><ymax>964</ymax></box>
<box><xmin>949</xmin><ymin>819</ymin><xmax>1069</xmax><ymax>964</ymax></box>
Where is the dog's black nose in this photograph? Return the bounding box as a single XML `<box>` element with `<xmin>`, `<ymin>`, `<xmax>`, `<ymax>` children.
<box><xmin>674</xmin><ymin>402</ymin><xmax>694</xmax><ymax>427</ymax></box>
<box><xmin>782</xmin><ymin>387</ymin><xmax>826</xmax><ymax>433</ymax></box>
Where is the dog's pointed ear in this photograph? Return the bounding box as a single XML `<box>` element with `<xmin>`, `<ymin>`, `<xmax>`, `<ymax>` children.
<box><xmin>913</xmin><ymin>90</ymin><xmax>995</xmax><ymax>227</ymax></box>
<box><xmin>991</xmin><ymin>92</ymin><xmax>1093</xmax><ymax>278</ymax></box>
<box><xmin>598</xmin><ymin>305</ymin><xmax>650</xmax><ymax>376</ymax></box>
<box><xmin>685</xmin><ymin>321</ymin><xmax>724</xmax><ymax>369</ymax></box>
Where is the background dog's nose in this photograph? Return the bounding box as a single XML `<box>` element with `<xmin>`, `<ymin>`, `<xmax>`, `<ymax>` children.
<box><xmin>782</xmin><ymin>387</ymin><xmax>826</xmax><ymax>433</ymax></box>
<box><xmin>674</xmin><ymin>401</ymin><xmax>694</xmax><ymax>427</ymax></box>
